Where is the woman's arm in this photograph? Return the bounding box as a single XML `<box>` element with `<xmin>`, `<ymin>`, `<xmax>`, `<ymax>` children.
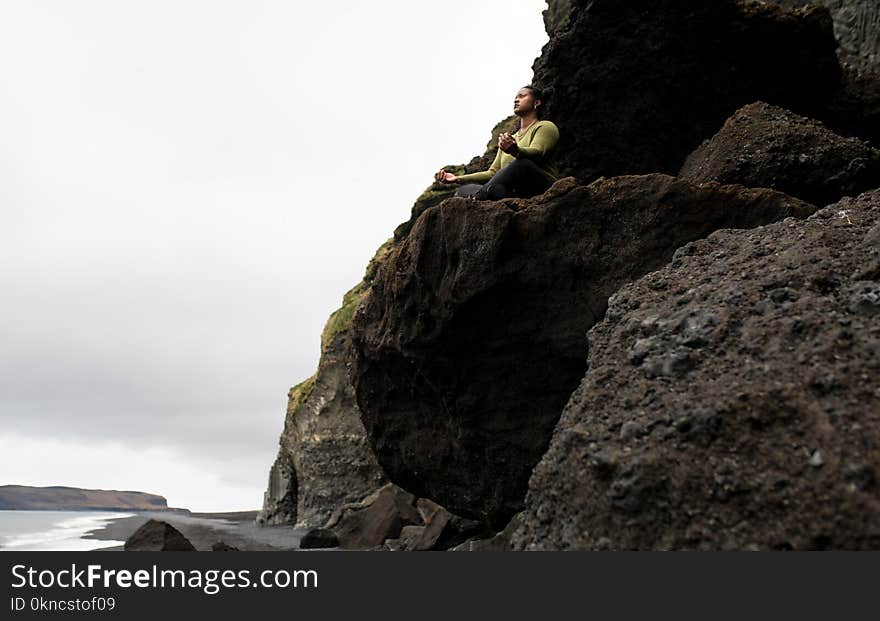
<box><xmin>456</xmin><ymin>146</ymin><xmax>504</xmax><ymax>184</ymax></box>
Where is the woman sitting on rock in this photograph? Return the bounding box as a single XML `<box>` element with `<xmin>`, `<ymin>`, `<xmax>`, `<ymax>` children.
<box><xmin>435</xmin><ymin>85</ymin><xmax>560</xmax><ymax>200</ymax></box>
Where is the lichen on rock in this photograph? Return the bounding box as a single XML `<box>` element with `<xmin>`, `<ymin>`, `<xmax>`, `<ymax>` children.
<box><xmin>257</xmin><ymin>243</ymin><xmax>392</xmax><ymax>528</ymax></box>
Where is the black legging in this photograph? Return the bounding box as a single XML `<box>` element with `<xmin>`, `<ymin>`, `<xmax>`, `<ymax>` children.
<box><xmin>454</xmin><ymin>159</ymin><xmax>553</xmax><ymax>200</ymax></box>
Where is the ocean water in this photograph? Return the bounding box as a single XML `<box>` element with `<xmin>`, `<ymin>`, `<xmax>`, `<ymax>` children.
<box><xmin>0</xmin><ymin>510</ymin><xmax>130</xmax><ymax>551</ymax></box>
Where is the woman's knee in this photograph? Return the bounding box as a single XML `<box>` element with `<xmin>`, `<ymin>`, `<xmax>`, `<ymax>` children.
<box><xmin>455</xmin><ymin>183</ymin><xmax>483</xmax><ymax>198</ymax></box>
<box><xmin>484</xmin><ymin>183</ymin><xmax>510</xmax><ymax>200</ymax></box>
<box><xmin>489</xmin><ymin>160</ymin><xmax>550</xmax><ymax>198</ymax></box>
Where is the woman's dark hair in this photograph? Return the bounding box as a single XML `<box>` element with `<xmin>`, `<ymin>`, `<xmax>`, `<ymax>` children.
<box><xmin>521</xmin><ymin>84</ymin><xmax>547</xmax><ymax>119</ymax></box>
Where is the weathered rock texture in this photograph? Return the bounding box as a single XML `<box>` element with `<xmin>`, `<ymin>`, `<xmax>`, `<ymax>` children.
<box><xmin>351</xmin><ymin>174</ymin><xmax>815</xmax><ymax>527</ymax></box>
<box><xmin>769</xmin><ymin>0</ymin><xmax>880</xmax><ymax>72</ymax></box>
<box><xmin>260</xmin><ymin>83</ymin><xmax>533</xmax><ymax>531</ymax></box>
<box><xmin>759</xmin><ymin>3</ymin><xmax>880</xmax><ymax>146</ymax></box>
<box><xmin>513</xmin><ymin>190</ymin><xmax>880</xmax><ymax>550</ymax></box>
<box><xmin>259</xmin><ymin>77</ymin><xmax>540</xmax><ymax>530</ymax></box>
<box><xmin>827</xmin><ymin>67</ymin><xmax>880</xmax><ymax>145</ymax></box>
<box><xmin>124</xmin><ymin>520</ymin><xmax>196</xmax><ymax>552</ymax></box>
<box><xmin>386</xmin><ymin>498</ymin><xmax>485</xmax><ymax>551</ymax></box>
<box><xmin>257</xmin><ymin>245</ymin><xmax>391</xmax><ymax>529</ymax></box>
<box><xmin>299</xmin><ymin>528</ymin><xmax>339</xmax><ymax>549</ymax></box>
<box><xmin>544</xmin><ymin>0</ymin><xmax>575</xmax><ymax>36</ymax></box>
<box><xmin>256</xmin><ymin>451</ymin><xmax>297</xmax><ymax>525</ymax></box>
<box><xmin>680</xmin><ymin>101</ymin><xmax>880</xmax><ymax>206</ymax></box>
<box><xmin>262</xmin><ymin>0</ymin><xmax>880</xmax><ymax>548</ymax></box>
<box><xmin>327</xmin><ymin>484</ymin><xmax>422</xmax><ymax>550</ymax></box>
<box><xmin>531</xmin><ymin>0</ymin><xmax>841</xmax><ymax>182</ymax></box>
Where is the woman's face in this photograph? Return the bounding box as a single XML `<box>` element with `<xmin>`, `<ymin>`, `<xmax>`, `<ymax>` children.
<box><xmin>513</xmin><ymin>88</ymin><xmax>539</xmax><ymax>116</ymax></box>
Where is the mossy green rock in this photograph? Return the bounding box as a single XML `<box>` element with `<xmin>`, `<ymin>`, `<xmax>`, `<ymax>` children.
<box><xmin>257</xmin><ymin>243</ymin><xmax>391</xmax><ymax>528</ymax></box>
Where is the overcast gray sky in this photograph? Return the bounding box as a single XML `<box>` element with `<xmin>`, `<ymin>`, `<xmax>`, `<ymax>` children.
<box><xmin>0</xmin><ymin>0</ymin><xmax>550</xmax><ymax>511</ymax></box>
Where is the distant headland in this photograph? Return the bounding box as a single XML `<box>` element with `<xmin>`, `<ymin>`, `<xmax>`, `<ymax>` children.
<box><xmin>0</xmin><ymin>485</ymin><xmax>189</xmax><ymax>513</ymax></box>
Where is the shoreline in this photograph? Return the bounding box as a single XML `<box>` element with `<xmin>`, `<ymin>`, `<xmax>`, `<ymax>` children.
<box><xmin>83</xmin><ymin>511</ymin><xmax>305</xmax><ymax>551</ymax></box>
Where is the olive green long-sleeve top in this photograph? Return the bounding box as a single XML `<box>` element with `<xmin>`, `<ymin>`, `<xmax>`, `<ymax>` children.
<box><xmin>457</xmin><ymin>119</ymin><xmax>560</xmax><ymax>184</ymax></box>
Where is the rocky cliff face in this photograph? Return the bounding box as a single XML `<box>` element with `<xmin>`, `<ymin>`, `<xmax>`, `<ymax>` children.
<box><xmin>258</xmin><ymin>451</ymin><xmax>296</xmax><ymax>525</ymax></box>
<box><xmin>260</xmin><ymin>113</ymin><xmax>525</xmax><ymax>529</ymax></box>
<box><xmin>512</xmin><ymin>190</ymin><xmax>880</xmax><ymax>550</ymax></box>
<box><xmin>531</xmin><ymin>0</ymin><xmax>840</xmax><ymax>182</ymax></box>
<box><xmin>543</xmin><ymin>0</ymin><xmax>575</xmax><ymax>36</ymax></box>
<box><xmin>258</xmin><ymin>115</ymin><xmax>530</xmax><ymax>529</ymax></box>
<box><xmin>349</xmin><ymin>0</ymin><xmax>864</xmax><ymax>530</ymax></box>
<box><xmin>769</xmin><ymin>0</ymin><xmax>880</xmax><ymax>72</ymax></box>
<box><xmin>257</xmin><ymin>246</ymin><xmax>390</xmax><ymax>529</ymax></box>
<box><xmin>351</xmin><ymin>176</ymin><xmax>814</xmax><ymax>526</ymax></box>
<box><xmin>262</xmin><ymin>0</ymin><xmax>880</xmax><ymax>548</ymax></box>
<box><xmin>760</xmin><ymin>1</ymin><xmax>880</xmax><ymax>150</ymax></box>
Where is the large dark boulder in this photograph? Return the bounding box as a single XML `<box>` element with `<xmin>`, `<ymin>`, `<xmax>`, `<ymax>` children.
<box><xmin>351</xmin><ymin>174</ymin><xmax>815</xmax><ymax>526</ymax></box>
<box><xmin>300</xmin><ymin>529</ymin><xmax>340</xmax><ymax>550</ymax></box>
<box><xmin>531</xmin><ymin>0</ymin><xmax>841</xmax><ymax>182</ymax></box>
<box><xmin>124</xmin><ymin>519</ymin><xmax>196</xmax><ymax>552</ymax></box>
<box><xmin>680</xmin><ymin>101</ymin><xmax>880</xmax><ymax>206</ymax></box>
<box><xmin>328</xmin><ymin>484</ymin><xmax>423</xmax><ymax>550</ymax></box>
<box><xmin>389</xmin><ymin>499</ymin><xmax>486</xmax><ymax>551</ymax></box>
<box><xmin>513</xmin><ymin>190</ymin><xmax>880</xmax><ymax>550</ymax></box>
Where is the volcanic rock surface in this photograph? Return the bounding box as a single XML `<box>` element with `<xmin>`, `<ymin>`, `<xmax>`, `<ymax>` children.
<box><xmin>261</xmin><ymin>0</ymin><xmax>880</xmax><ymax>549</ymax></box>
<box><xmin>256</xmin><ymin>451</ymin><xmax>297</xmax><ymax>525</ymax></box>
<box><xmin>299</xmin><ymin>528</ymin><xmax>340</xmax><ymax>550</ymax></box>
<box><xmin>769</xmin><ymin>0</ymin><xmax>880</xmax><ymax>72</ymax></box>
<box><xmin>257</xmin><ymin>329</ymin><xmax>387</xmax><ymax>529</ymax></box>
<box><xmin>513</xmin><ymin>190</ymin><xmax>880</xmax><ymax>550</ymax></box>
<box><xmin>531</xmin><ymin>0</ymin><xmax>840</xmax><ymax>182</ymax></box>
<box><xmin>386</xmin><ymin>498</ymin><xmax>485</xmax><ymax>551</ymax></box>
<box><xmin>827</xmin><ymin>67</ymin><xmax>880</xmax><ymax>146</ymax></box>
<box><xmin>124</xmin><ymin>519</ymin><xmax>196</xmax><ymax>552</ymax></box>
<box><xmin>257</xmin><ymin>244</ymin><xmax>391</xmax><ymax>528</ymax></box>
<box><xmin>543</xmin><ymin>0</ymin><xmax>575</xmax><ymax>36</ymax></box>
<box><xmin>680</xmin><ymin>101</ymin><xmax>880</xmax><ymax>206</ymax></box>
<box><xmin>351</xmin><ymin>174</ymin><xmax>815</xmax><ymax>526</ymax></box>
<box><xmin>327</xmin><ymin>484</ymin><xmax>422</xmax><ymax>550</ymax></box>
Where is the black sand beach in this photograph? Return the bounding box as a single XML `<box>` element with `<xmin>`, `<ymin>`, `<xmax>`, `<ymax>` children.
<box><xmin>85</xmin><ymin>511</ymin><xmax>305</xmax><ymax>551</ymax></box>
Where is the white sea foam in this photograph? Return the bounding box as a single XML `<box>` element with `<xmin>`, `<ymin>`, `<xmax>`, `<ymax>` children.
<box><xmin>0</xmin><ymin>510</ymin><xmax>132</xmax><ymax>551</ymax></box>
